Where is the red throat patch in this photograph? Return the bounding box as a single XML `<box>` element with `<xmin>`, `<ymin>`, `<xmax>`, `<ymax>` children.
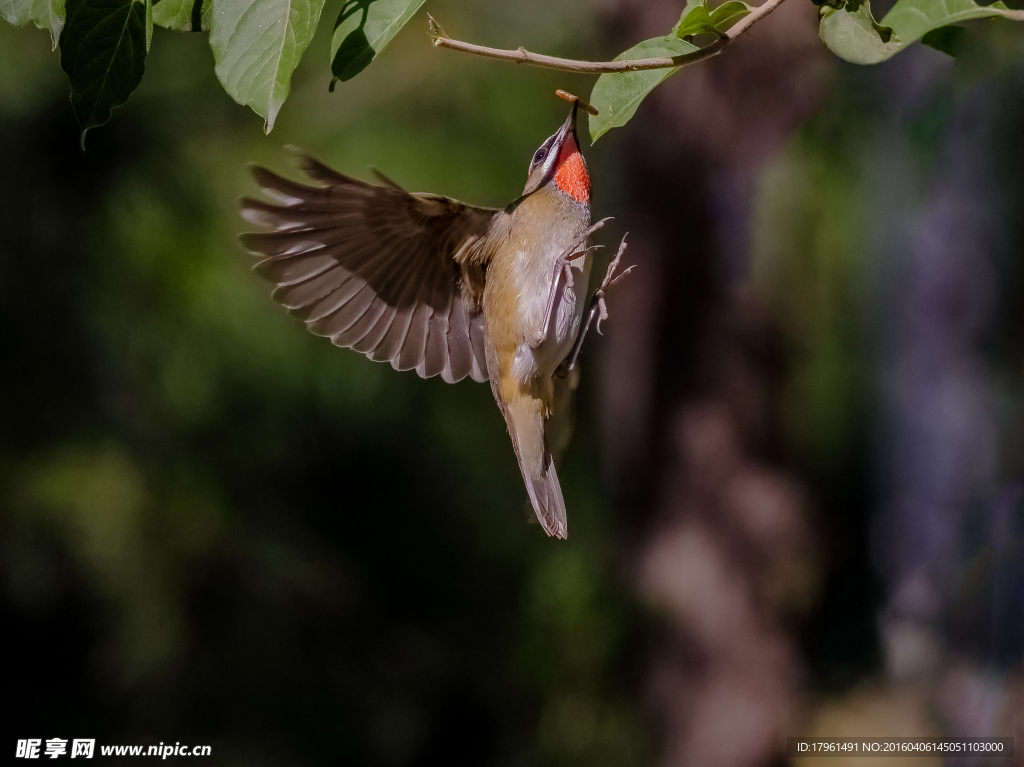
<box><xmin>553</xmin><ymin>134</ymin><xmax>590</xmax><ymax>203</ymax></box>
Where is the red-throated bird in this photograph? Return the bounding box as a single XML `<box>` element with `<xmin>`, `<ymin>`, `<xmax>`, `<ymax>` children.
<box><xmin>240</xmin><ymin>102</ymin><xmax>629</xmax><ymax>539</ymax></box>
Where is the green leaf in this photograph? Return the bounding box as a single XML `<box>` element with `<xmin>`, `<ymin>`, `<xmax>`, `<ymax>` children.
<box><xmin>59</xmin><ymin>0</ymin><xmax>148</xmax><ymax>144</ymax></box>
<box><xmin>882</xmin><ymin>0</ymin><xmax>1024</xmax><ymax>47</ymax></box>
<box><xmin>0</xmin><ymin>0</ymin><xmax>65</xmax><ymax>47</ymax></box>
<box><xmin>708</xmin><ymin>0</ymin><xmax>751</xmax><ymax>31</ymax></box>
<box><xmin>920</xmin><ymin>24</ymin><xmax>966</xmax><ymax>57</ymax></box>
<box><xmin>588</xmin><ymin>36</ymin><xmax>699</xmax><ymax>142</ymax></box>
<box><xmin>152</xmin><ymin>0</ymin><xmax>209</xmax><ymax>31</ymax></box>
<box><xmin>820</xmin><ymin>0</ymin><xmax>1024</xmax><ymax>65</ymax></box>
<box><xmin>209</xmin><ymin>0</ymin><xmax>325</xmax><ymax>132</ymax></box>
<box><xmin>675</xmin><ymin>0</ymin><xmax>750</xmax><ymax>37</ymax></box>
<box><xmin>330</xmin><ymin>0</ymin><xmax>426</xmax><ymax>86</ymax></box>
<box><xmin>818</xmin><ymin>0</ymin><xmax>901</xmax><ymax>64</ymax></box>
<box><xmin>675</xmin><ymin>0</ymin><xmax>715</xmax><ymax>38</ymax></box>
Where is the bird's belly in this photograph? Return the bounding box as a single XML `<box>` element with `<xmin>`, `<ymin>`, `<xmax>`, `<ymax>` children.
<box><xmin>540</xmin><ymin>262</ymin><xmax>589</xmax><ymax>371</ymax></box>
<box><xmin>514</xmin><ymin>250</ymin><xmax>591</xmax><ymax>380</ymax></box>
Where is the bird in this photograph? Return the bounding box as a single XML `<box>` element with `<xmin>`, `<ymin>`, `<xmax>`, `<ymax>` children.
<box><xmin>239</xmin><ymin>100</ymin><xmax>630</xmax><ymax>539</ymax></box>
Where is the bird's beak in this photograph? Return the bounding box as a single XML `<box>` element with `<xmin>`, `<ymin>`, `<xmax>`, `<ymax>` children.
<box><xmin>553</xmin><ymin>101</ymin><xmax>579</xmax><ymax>156</ymax></box>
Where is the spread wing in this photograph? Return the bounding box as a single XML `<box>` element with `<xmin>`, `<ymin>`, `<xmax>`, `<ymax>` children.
<box><xmin>239</xmin><ymin>155</ymin><xmax>496</xmax><ymax>383</ymax></box>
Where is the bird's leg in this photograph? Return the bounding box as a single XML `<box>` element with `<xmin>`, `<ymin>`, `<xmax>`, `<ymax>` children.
<box><xmin>530</xmin><ymin>218</ymin><xmax>612</xmax><ymax>350</ymax></box>
<box><xmin>590</xmin><ymin>235</ymin><xmax>633</xmax><ymax>336</ymax></box>
<box><xmin>556</xmin><ymin>235</ymin><xmax>634</xmax><ymax>377</ymax></box>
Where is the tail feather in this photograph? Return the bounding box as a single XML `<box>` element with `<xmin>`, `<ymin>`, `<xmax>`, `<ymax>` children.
<box><xmin>526</xmin><ymin>462</ymin><xmax>567</xmax><ymax>539</ymax></box>
<box><xmin>500</xmin><ymin>395</ymin><xmax>568</xmax><ymax>539</ymax></box>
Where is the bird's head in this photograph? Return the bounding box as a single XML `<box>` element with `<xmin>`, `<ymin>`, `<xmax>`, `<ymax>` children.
<box><xmin>520</xmin><ymin>102</ymin><xmax>590</xmax><ymax>205</ymax></box>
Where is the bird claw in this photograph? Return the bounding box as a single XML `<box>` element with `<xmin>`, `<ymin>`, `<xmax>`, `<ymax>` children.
<box><xmin>593</xmin><ymin>235</ymin><xmax>633</xmax><ymax>334</ymax></box>
<box><xmin>556</xmin><ymin>218</ymin><xmax>612</xmax><ymax>266</ymax></box>
<box><xmin>561</xmin><ymin>256</ymin><xmax>575</xmax><ymax>291</ymax></box>
<box><xmin>595</xmin><ymin>295</ymin><xmax>609</xmax><ymax>335</ymax></box>
<box><xmin>600</xmin><ymin>234</ymin><xmax>632</xmax><ymax>290</ymax></box>
<box><xmin>588</xmin><ymin>217</ymin><xmax>613</xmax><ymax>239</ymax></box>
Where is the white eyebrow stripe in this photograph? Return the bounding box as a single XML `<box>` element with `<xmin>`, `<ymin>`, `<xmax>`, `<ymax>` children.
<box><xmin>540</xmin><ymin>137</ymin><xmax>560</xmax><ymax>177</ymax></box>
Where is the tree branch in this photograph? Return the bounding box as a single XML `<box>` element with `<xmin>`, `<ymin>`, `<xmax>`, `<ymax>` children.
<box><xmin>428</xmin><ymin>0</ymin><xmax>789</xmax><ymax>75</ymax></box>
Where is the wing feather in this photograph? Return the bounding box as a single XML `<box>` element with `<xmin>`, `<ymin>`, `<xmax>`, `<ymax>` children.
<box><xmin>373</xmin><ymin>249</ymin><xmax>427</xmax><ymax>363</ymax></box>
<box><xmin>359</xmin><ymin>240</ymin><xmax>426</xmax><ymax>360</ymax></box>
<box><xmin>445</xmin><ymin>296</ymin><xmax>472</xmax><ymax>384</ymax></box>
<box><xmin>271</xmin><ymin>265</ymin><xmax>349</xmax><ymax>310</ymax></box>
<box><xmin>382</xmin><ymin>306</ymin><xmax>417</xmax><ymax>369</ymax></box>
<box><xmin>397</xmin><ymin>303</ymin><xmax>431</xmax><ymax>372</ymax></box>
<box><xmin>469</xmin><ymin>313</ymin><xmax>489</xmax><ymax>383</ymax></box>
<box><xmin>422</xmin><ymin>295</ymin><xmax>450</xmax><ymax>379</ymax></box>
<box><xmin>296</xmin><ymin>270</ymin><xmax>364</xmax><ymax>323</ymax></box>
<box><xmin>318</xmin><ymin>283</ymin><xmax>380</xmax><ymax>343</ymax></box>
<box><xmin>351</xmin><ymin>298</ymin><xmax>395</xmax><ymax>353</ymax></box>
<box><xmin>240</xmin><ymin>155</ymin><xmax>496</xmax><ymax>383</ymax></box>
<box><xmin>337</xmin><ymin>286</ymin><xmax>396</xmax><ymax>349</ymax></box>
<box><xmin>258</xmin><ymin>253</ymin><xmax>338</xmax><ymax>287</ymax></box>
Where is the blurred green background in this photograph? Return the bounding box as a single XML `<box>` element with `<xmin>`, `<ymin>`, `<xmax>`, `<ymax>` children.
<box><xmin>5</xmin><ymin>0</ymin><xmax>1024</xmax><ymax>764</ymax></box>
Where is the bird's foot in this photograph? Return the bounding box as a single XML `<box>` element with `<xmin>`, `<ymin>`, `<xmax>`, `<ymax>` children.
<box><xmin>556</xmin><ymin>217</ymin><xmax>612</xmax><ymax>272</ymax></box>
<box><xmin>592</xmin><ymin>234</ymin><xmax>634</xmax><ymax>335</ymax></box>
<box><xmin>577</xmin><ymin>218</ymin><xmax>612</xmax><ymax>256</ymax></box>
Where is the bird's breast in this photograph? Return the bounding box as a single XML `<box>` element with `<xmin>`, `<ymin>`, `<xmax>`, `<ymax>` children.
<box><xmin>484</xmin><ymin>199</ymin><xmax>591</xmax><ymax>391</ymax></box>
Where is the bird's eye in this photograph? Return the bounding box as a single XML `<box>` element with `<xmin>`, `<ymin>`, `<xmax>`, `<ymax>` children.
<box><xmin>533</xmin><ymin>148</ymin><xmax>547</xmax><ymax>164</ymax></box>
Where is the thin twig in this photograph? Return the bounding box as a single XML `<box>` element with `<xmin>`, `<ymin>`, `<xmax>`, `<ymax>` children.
<box><xmin>428</xmin><ymin>0</ymin><xmax>789</xmax><ymax>75</ymax></box>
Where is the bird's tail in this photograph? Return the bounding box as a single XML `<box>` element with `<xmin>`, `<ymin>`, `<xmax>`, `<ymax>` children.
<box><xmin>502</xmin><ymin>395</ymin><xmax>568</xmax><ymax>539</ymax></box>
